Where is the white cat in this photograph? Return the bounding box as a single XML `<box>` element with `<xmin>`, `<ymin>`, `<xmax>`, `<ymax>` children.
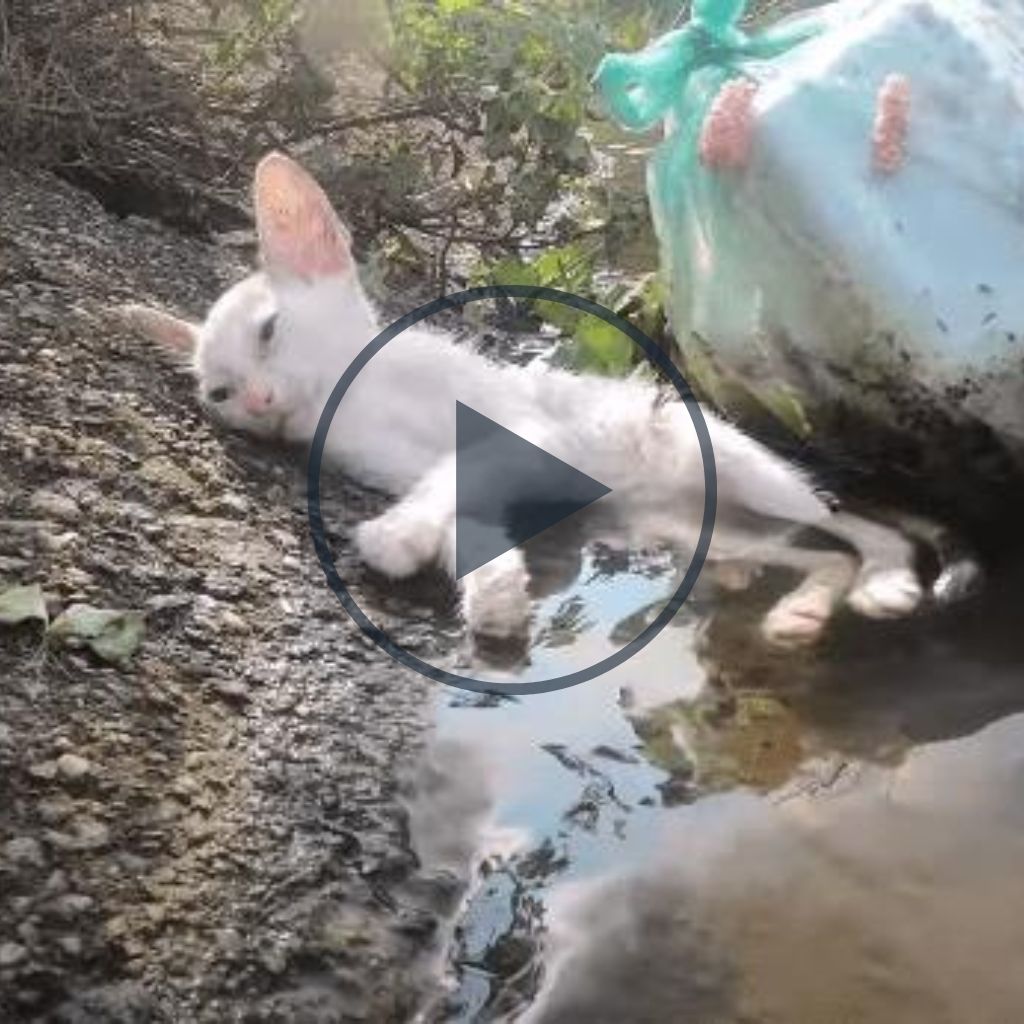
<box><xmin>126</xmin><ymin>152</ymin><xmax>934</xmax><ymax>648</ymax></box>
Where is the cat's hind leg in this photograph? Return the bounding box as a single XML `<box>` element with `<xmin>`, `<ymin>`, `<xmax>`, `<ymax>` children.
<box><xmin>758</xmin><ymin>546</ymin><xmax>860</xmax><ymax>647</ymax></box>
<box><xmin>823</xmin><ymin>511</ymin><xmax>924</xmax><ymax>619</ymax></box>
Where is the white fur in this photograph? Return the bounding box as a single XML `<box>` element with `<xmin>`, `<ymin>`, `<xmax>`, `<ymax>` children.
<box><xmin>129</xmin><ymin>153</ymin><xmax>928</xmax><ymax>647</ymax></box>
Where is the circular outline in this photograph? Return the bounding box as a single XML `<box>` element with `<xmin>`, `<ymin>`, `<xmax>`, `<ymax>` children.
<box><xmin>307</xmin><ymin>285</ymin><xmax>717</xmax><ymax>695</ymax></box>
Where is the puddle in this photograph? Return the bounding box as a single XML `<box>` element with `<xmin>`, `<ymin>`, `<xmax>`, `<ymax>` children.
<box><xmin>408</xmin><ymin>535</ymin><xmax>1024</xmax><ymax>1022</ymax></box>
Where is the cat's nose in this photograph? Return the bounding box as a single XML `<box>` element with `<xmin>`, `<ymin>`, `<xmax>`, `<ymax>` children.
<box><xmin>241</xmin><ymin>383</ymin><xmax>275</xmax><ymax>415</ymax></box>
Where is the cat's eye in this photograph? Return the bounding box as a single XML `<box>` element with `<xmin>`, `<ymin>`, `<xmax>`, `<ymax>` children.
<box><xmin>258</xmin><ymin>313</ymin><xmax>277</xmax><ymax>347</ymax></box>
<box><xmin>207</xmin><ymin>385</ymin><xmax>232</xmax><ymax>404</ymax></box>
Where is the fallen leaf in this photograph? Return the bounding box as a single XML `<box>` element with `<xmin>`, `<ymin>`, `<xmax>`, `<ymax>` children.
<box><xmin>48</xmin><ymin>604</ymin><xmax>145</xmax><ymax>664</ymax></box>
<box><xmin>0</xmin><ymin>584</ymin><xmax>49</xmax><ymax>627</ymax></box>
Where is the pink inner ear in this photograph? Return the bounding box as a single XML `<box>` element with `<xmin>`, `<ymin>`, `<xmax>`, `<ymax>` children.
<box><xmin>254</xmin><ymin>153</ymin><xmax>351</xmax><ymax>281</ymax></box>
<box><xmin>124</xmin><ymin>304</ymin><xmax>198</xmax><ymax>355</ymax></box>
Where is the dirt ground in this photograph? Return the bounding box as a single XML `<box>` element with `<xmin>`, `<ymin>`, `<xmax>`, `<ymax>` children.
<box><xmin>0</xmin><ymin>167</ymin><xmax>456</xmax><ymax>1022</ymax></box>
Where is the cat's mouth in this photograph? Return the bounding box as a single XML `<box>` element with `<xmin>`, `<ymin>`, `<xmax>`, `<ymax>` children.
<box><xmin>252</xmin><ymin>413</ymin><xmax>289</xmax><ymax>440</ymax></box>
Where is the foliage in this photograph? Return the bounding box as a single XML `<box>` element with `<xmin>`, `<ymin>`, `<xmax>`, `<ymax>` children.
<box><xmin>476</xmin><ymin>240</ymin><xmax>666</xmax><ymax>375</ymax></box>
<box><xmin>0</xmin><ymin>584</ymin><xmax>49</xmax><ymax>628</ymax></box>
<box><xmin>376</xmin><ymin>0</ymin><xmax>677</xmax><ymax>276</ymax></box>
<box><xmin>48</xmin><ymin>604</ymin><xmax>146</xmax><ymax>664</ymax></box>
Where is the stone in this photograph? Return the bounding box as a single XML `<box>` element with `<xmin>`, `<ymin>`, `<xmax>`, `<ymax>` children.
<box><xmin>71</xmin><ymin>817</ymin><xmax>110</xmax><ymax>850</ymax></box>
<box><xmin>0</xmin><ymin>942</ymin><xmax>27</xmax><ymax>968</ymax></box>
<box><xmin>3</xmin><ymin>836</ymin><xmax>46</xmax><ymax>869</ymax></box>
<box><xmin>28</xmin><ymin>489</ymin><xmax>80</xmax><ymax>522</ymax></box>
<box><xmin>56</xmin><ymin>753</ymin><xmax>92</xmax><ymax>781</ymax></box>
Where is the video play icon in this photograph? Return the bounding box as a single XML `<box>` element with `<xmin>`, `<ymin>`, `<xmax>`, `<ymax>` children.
<box><xmin>455</xmin><ymin>401</ymin><xmax>612</xmax><ymax>579</ymax></box>
<box><xmin>308</xmin><ymin>285</ymin><xmax>715</xmax><ymax>694</ymax></box>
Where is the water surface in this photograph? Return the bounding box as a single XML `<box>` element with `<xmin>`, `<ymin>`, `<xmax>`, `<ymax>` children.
<box><xmin>409</xmin><ymin>535</ymin><xmax>1024</xmax><ymax>1022</ymax></box>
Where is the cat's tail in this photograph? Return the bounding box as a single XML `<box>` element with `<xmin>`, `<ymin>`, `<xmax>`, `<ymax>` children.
<box><xmin>699</xmin><ymin>411</ymin><xmax>831</xmax><ymax>526</ymax></box>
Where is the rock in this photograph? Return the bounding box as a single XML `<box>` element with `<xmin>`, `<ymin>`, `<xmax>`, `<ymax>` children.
<box><xmin>219</xmin><ymin>610</ymin><xmax>249</xmax><ymax>634</ymax></box>
<box><xmin>259</xmin><ymin>945</ymin><xmax>289</xmax><ymax>975</ymax></box>
<box><xmin>71</xmin><ymin>817</ymin><xmax>111</xmax><ymax>850</ymax></box>
<box><xmin>56</xmin><ymin>753</ymin><xmax>92</xmax><ymax>781</ymax></box>
<box><xmin>3</xmin><ymin>836</ymin><xmax>46</xmax><ymax>868</ymax></box>
<box><xmin>29</xmin><ymin>760</ymin><xmax>58</xmax><ymax>782</ymax></box>
<box><xmin>56</xmin><ymin>934</ymin><xmax>83</xmax><ymax>957</ymax></box>
<box><xmin>43</xmin><ymin>869</ymin><xmax>69</xmax><ymax>895</ymax></box>
<box><xmin>217</xmin><ymin>493</ymin><xmax>250</xmax><ymax>517</ymax></box>
<box><xmin>51</xmin><ymin>893</ymin><xmax>95</xmax><ymax>918</ymax></box>
<box><xmin>0</xmin><ymin>942</ymin><xmax>27</xmax><ymax>968</ymax></box>
<box><xmin>212</xmin><ymin>679</ymin><xmax>250</xmax><ymax>706</ymax></box>
<box><xmin>28</xmin><ymin>489</ymin><xmax>80</xmax><ymax>522</ymax></box>
<box><xmin>37</xmin><ymin>796</ymin><xmax>75</xmax><ymax>825</ymax></box>
<box><xmin>146</xmin><ymin>592</ymin><xmax>193</xmax><ymax>613</ymax></box>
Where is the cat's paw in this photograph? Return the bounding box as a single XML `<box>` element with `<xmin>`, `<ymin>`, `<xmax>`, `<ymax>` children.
<box><xmin>847</xmin><ymin>568</ymin><xmax>923</xmax><ymax>619</ymax></box>
<box><xmin>354</xmin><ymin>511</ymin><xmax>443</xmax><ymax>579</ymax></box>
<box><xmin>463</xmin><ymin>553</ymin><xmax>531</xmax><ymax>641</ymax></box>
<box><xmin>932</xmin><ymin>558</ymin><xmax>984</xmax><ymax>606</ymax></box>
<box><xmin>761</xmin><ymin>585</ymin><xmax>834</xmax><ymax>648</ymax></box>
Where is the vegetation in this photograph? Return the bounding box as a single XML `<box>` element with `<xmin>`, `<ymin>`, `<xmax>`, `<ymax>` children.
<box><xmin>1</xmin><ymin>0</ymin><xmax>688</xmax><ymax>365</ymax></box>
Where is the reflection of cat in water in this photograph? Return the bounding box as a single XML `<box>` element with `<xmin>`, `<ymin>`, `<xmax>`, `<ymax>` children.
<box><xmin>127</xmin><ymin>152</ymin><xmax>975</xmax><ymax>653</ymax></box>
<box><xmin>623</xmin><ymin>550</ymin><xmax>1022</xmax><ymax>804</ymax></box>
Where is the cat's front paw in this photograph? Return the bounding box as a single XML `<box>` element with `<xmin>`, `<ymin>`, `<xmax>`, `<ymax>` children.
<box><xmin>354</xmin><ymin>511</ymin><xmax>443</xmax><ymax>579</ymax></box>
<box><xmin>463</xmin><ymin>552</ymin><xmax>532</xmax><ymax>641</ymax></box>
<box><xmin>847</xmin><ymin>568</ymin><xmax>923</xmax><ymax>619</ymax></box>
<box><xmin>761</xmin><ymin>584</ymin><xmax>835</xmax><ymax>648</ymax></box>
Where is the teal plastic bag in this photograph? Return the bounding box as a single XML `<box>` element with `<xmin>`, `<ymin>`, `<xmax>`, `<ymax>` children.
<box><xmin>595</xmin><ymin>0</ymin><xmax>1024</xmax><ymax>511</ymax></box>
<box><xmin>594</xmin><ymin>0</ymin><xmax>827</xmax><ymax>429</ymax></box>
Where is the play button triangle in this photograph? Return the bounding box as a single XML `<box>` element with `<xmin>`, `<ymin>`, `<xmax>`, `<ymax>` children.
<box><xmin>455</xmin><ymin>401</ymin><xmax>612</xmax><ymax>579</ymax></box>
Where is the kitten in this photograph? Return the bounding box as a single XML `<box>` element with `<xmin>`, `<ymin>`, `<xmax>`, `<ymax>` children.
<box><xmin>126</xmin><ymin>152</ymin><xmax>936</xmax><ymax>648</ymax></box>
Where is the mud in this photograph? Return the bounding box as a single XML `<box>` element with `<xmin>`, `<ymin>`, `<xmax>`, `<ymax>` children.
<box><xmin>0</xmin><ymin>168</ymin><xmax>454</xmax><ymax>1022</ymax></box>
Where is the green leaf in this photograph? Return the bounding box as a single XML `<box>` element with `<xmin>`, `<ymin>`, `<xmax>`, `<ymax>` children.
<box><xmin>0</xmin><ymin>584</ymin><xmax>48</xmax><ymax>627</ymax></box>
<box><xmin>486</xmin><ymin>257</ymin><xmax>540</xmax><ymax>288</ymax></box>
<box><xmin>48</xmin><ymin>605</ymin><xmax>145</xmax><ymax>665</ymax></box>
<box><xmin>572</xmin><ymin>314</ymin><xmax>634</xmax><ymax>374</ymax></box>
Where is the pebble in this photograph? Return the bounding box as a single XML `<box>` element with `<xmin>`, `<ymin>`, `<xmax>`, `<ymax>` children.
<box><xmin>0</xmin><ymin>942</ymin><xmax>27</xmax><ymax>968</ymax></box>
<box><xmin>56</xmin><ymin>935</ymin><xmax>83</xmax><ymax>956</ymax></box>
<box><xmin>51</xmin><ymin>893</ymin><xmax>95</xmax><ymax>918</ymax></box>
<box><xmin>28</xmin><ymin>489</ymin><xmax>80</xmax><ymax>522</ymax></box>
<box><xmin>212</xmin><ymin>679</ymin><xmax>250</xmax><ymax>705</ymax></box>
<box><xmin>56</xmin><ymin>753</ymin><xmax>92</xmax><ymax>781</ymax></box>
<box><xmin>29</xmin><ymin>760</ymin><xmax>59</xmax><ymax>782</ymax></box>
<box><xmin>260</xmin><ymin>946</ymin><xmax>289</xmax><ymax>975</ymax></box>
<box><xmin>220</xmin><ymin>610</ymin><xmax>249</xmax><ymax>634</ymax></box>
<box><xmin>218</xmin><ymin>493</ymin><xmax>250</xmax><ymax>517</ymax></box>
<box><xmin>37</xmin><ymin>796</ymin><xmax>75</xmax><ymax>825</ymax></box>
<box><xmin>43</xmin><ymin>869</ymin><xmax>69</xmax><ymax>895</ymax></box>
<box><xmin>3</xmin><ymin>836</ymin><xmax>46</xmax><ymax>869</ymax></box>
<box><xmin>71</xmin><ymin>817</ymin><xmax>111</xmax><ymax>850</ymax></box>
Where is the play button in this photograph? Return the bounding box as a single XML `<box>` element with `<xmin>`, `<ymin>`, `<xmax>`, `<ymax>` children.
<box><xmin>307</xmin><ymin>285</ymin><xmax>716</xmax><ymax>695</ymax></box>
<box><xmin>455</xmin><ymin>401</ymin><xmax>612</xmax><ymax>579</ymax></box>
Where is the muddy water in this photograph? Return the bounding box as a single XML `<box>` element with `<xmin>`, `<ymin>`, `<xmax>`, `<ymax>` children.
<box><xmin>410</xmin><ymin>532</ymin><xmax>1024</xmax><ymax>1022</ymax></box>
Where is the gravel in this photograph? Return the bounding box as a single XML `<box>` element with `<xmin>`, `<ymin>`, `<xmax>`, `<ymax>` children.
<box><xmin>0</xmin><ymin>166</ymin><xmax>456</xmax><ymax>1023</ymax></box>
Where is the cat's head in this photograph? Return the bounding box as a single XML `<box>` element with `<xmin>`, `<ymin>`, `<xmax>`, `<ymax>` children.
<box><xmin>125</xmin><ymin>152</ymin><xmax>378</xmax><ymax>439</ymax></box>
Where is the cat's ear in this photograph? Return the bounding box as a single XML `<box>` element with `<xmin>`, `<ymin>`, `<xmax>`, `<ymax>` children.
<box><xmin>122</xmin><ymin>304</ymin><xmax>199</xmax><ymax>357</ymax></box>
<box><xmin>253</xmin><ymin>152</ymin><xmax>353</xmax><ymax>283</ymax></box>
